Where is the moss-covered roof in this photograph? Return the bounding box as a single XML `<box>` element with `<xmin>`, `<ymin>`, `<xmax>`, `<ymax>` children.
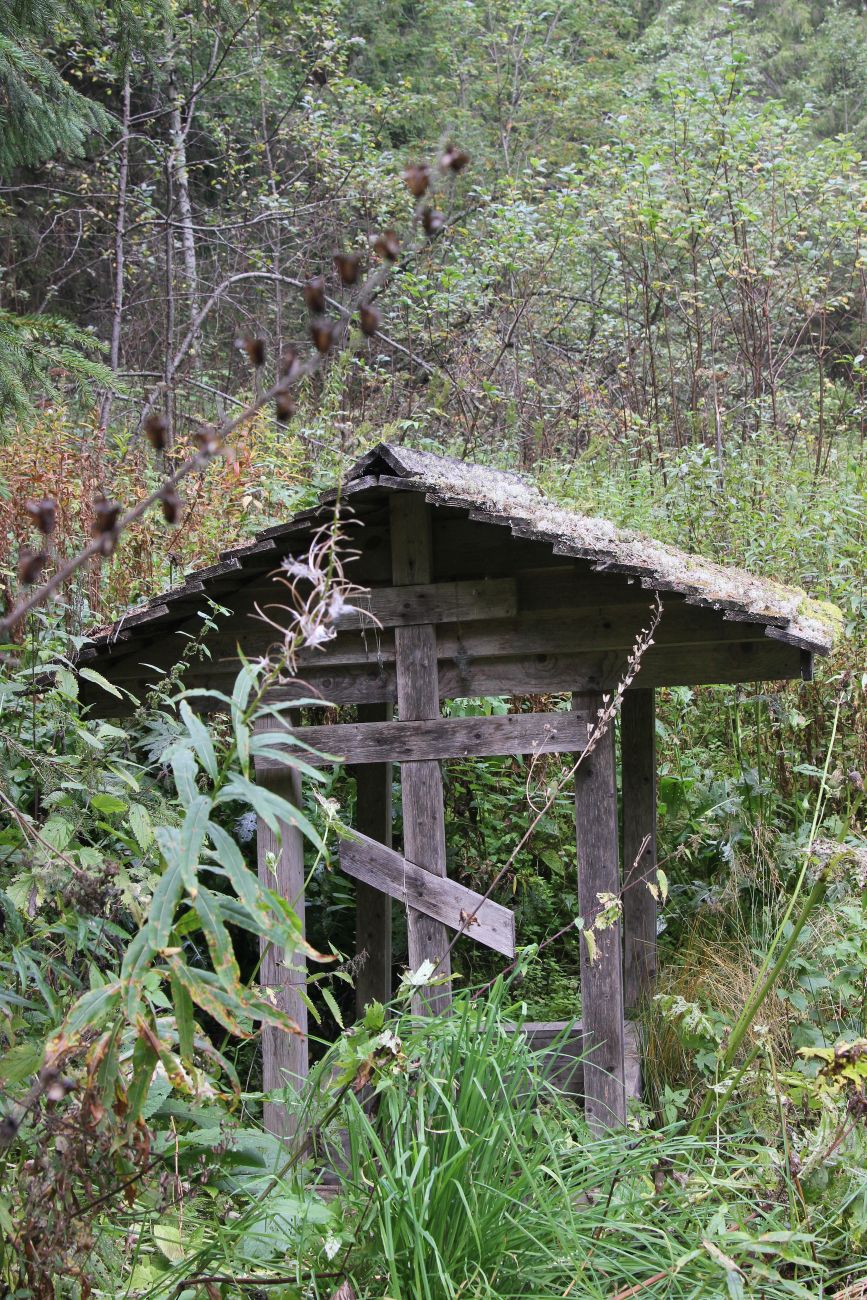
<box><xmin>348</xmin><ymin>443</ymin><xmax>839</xmax><ymax>654</ymax></box>
<box><xmin>85</xmin><ymin>440</ymin><xmax>840</xmax><ymax>660</ymax></box>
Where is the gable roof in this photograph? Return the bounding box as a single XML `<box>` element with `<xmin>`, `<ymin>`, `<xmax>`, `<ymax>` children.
<box><xmin>83</xmin><ymin>441</ymin><xmax>839</xmax><ymax>662</ymax></box>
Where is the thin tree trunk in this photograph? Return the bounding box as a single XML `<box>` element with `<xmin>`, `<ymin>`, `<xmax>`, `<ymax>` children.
<box><xmin>167</xmin><ymin>64</ymin><xmax>200</xmax><ymax>364</ymax></box>
<box><xmin>99</xmin><ymin>68</ymin><xmax>131</xmax><ymax>431</ymax></box>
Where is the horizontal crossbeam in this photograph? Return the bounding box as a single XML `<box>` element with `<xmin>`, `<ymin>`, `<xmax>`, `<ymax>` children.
<box><xmin>333</xmin><ymin>576</ymin><xmax>516</xmax><ymax>630</ymax></box>
<box><xmin>255</xmin><ymin>709</ymin><xmax>594</xmax><ymax>771</ymax></box>
<box><xmin>340</xmin><ymin>830</ymin><xmax>516</xmax><ymax>957</ymax></box>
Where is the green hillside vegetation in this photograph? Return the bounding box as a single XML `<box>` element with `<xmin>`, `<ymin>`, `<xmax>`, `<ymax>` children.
<box><xmin>1</xmin><ymin>1</ymin><xmax>866</xmax><ymax>1296</ymax></box>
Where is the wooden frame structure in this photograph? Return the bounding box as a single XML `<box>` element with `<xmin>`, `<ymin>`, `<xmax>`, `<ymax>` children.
<box><xmin>78</xmin><ymin>443</ymin><xmax>836</xmax><ymax>1133</ymax></box>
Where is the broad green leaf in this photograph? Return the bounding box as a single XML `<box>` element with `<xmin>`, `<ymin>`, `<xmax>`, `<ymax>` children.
<box><xmin>91</xmin><ymin>793</ymin><xmax>127</xmax><ymax>816</ymax></box>
<box><xmin>129</xmin><ymin>802</ymin><xmax>153</xmax><ymax>851</ymax></box>
<box><xmin>180</xmin><ymin>700</ymin><xmax>218</xmax><ymax>780</ymax></box>
<box><xmin>78</xmin><ymin>666</ymin><xmax>124</xmax><ymax>699</ymax></box>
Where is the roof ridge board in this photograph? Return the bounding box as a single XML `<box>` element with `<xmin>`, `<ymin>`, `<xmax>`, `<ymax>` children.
<box><xmin>219</xmin><ymin>537</ymin><xmax>278</xmax><ymax>563</ymax></box>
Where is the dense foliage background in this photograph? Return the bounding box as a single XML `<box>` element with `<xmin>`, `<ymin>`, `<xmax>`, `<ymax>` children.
<box><xmin>1</xmin><ymin>1</ymin><xmax>867</xmax><ymax>1296</ymax></box>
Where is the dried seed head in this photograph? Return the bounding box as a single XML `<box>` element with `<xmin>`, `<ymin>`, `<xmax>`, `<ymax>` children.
<box><xmin>92</xmin><ymin>497</ymin><xmax>120</xmax><ymax>536</ymax></box>
<box><xmin>194</xmin><ymin>426</ymin><xmax>222</xmax><ymax>456</ymax></box>
<box><xmin>18</xmin><ymin>547</ymin><xmax>48</xmax><ymax>585</ymax></box>
<box><xmin>275</xmin><ymin>392</ymin><xmax>297</xmax><ymax>424</ymax></box>
<box><xmin>372</xmin><ymin>229</ymin><xmax>400</xmax><ymax>262</ymax></box>
<box><xmin>25</xmin><ymin>498</ymin><xmax>56</xmax><ymax>535</ymax></box>
<box><xmin>439</xmin><ymin>143</ymin><xmax>470</xmax><ymax>173</ymax></box>
<box><xmin>161</xmin><ymin>486</ymin><xmax>182</xmax><ymax>525</ymax></box>
<box><xmin>359</xmin><ymin>303</ymin><xmax>381</xmax><ymax>336</ymax></box>
<box><xmin>44</xmin><ymin>1074</ymin><xmax>75</xmax><ymax>1103</ymax></box>
<box><xmin>144</xmin><ymin>414</ymin><xmax>168</xmax><ymax>451</ymax></box>
<box><xmin>238</xmin><ymin>336</ymin><xmax>266</xmax><ymax>367</ymax></box>
<box><xmin>279</xmin><ymin>346</ymin><xmax>301</xmax><ymax>382</ymax></box>
<box><xmin>303</xmin><ymin>275</ymin><xmax>326</xmax><ymax>314</ymax></box>
<box><xmin>333</xmin><ymin>251</ymin><xmax>362</xmax><ymax>286</ymax></box>
<box><xmin>310</xmin><ymin>318</ymin><xmax>336</xmax><ymax>353</ymax></box>
<box><xmin>422</xmin><ymin>207</ymin><xmax>446</xmax><ymax>237</ymax></box>
<box><xmin>402</xmin><ymin>163</ymin><xmax>431</xmax><ymax>197</ymax></box>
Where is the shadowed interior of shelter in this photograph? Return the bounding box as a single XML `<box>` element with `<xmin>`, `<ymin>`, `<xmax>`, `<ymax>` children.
<box><xmin>75</xmin><ymin>442</ymin><xmax>839</xmax><ymax>1134</ymax></box>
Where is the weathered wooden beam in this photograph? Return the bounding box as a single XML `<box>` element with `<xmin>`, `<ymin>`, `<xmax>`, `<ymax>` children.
<box><xmin>340</xmin><ymin>830</ymin><xmax>515</xmax><ymax>958</ymax></box>
<box><xmin>255</xmin><ymin>709</ymin><xmax>593</xmax><ymax>770</ymax></box>
<box><xmin>336</xmin><ymin>577</ymin><xmax>516</xmax><ymax>631</ymax></box>
<box><xmin>391</xmin><ymin>493</ymin><xmax>451</xmax><ymax>1013</ymax></box>
<box><xmin>573</xmin><ymin>692</ymin><xmax>626</xmax><ymax>1131</ymax></box>
<box><xmin>92</xmin><ymin>633</ymin><xmax>805</xmax><ymax>701</ymax></box>
<box><xmin>254</xmin><ymin>722</ymin><xmax>308</xmax><ymax>1137</ymax></box>
<box><xmin>621</xmin><ymin>690</ymin><xmax>658</xmax><ymax>1012</ymax></box>
<box><xmin>350</xmin><ymin>703</ymin><xmax>393</xmax><ymax>1014</ymax></box>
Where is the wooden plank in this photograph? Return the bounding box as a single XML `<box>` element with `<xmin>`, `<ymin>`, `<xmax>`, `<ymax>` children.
<box><xmin>256</xmin><ymin>709</ymin><xmax>593</xmax><ymax>770</ymax></box>
<box><xmin>255</xmin><ymin>722</ymin><xmax>308</xmax><ymax>1138</ymax></box>
<box><xmin>82</xmin><ymin>635</ymin><xmax>806</xmax><ymax>713</ymax></box>
<box><xmin>292</xmin><ymin>600</ymin><xmax>778</xmax><ymax>673</ymax></box>
<box><xmin>391</xmin><ymin>493</ymin><xmax>451</xmax><ymax>1013</ymax></box>
<box><xmin>340</xmin><ymin>831</ymin><xmax>515</xmax><ymax>957</ymax></box>
<box><xmin>350</xmin><ymin>703</ymin><xmax>393</xmax><ymax>1014</ymax></box>
<box><xmin>621</xmin><ymin>690</ymin><xmax>657</xmax><ymax>1012</ymax></box>
<box><xmin>573</xmin><ymin>692</ymin><xmax>626</xmax><ymax>1131</ymax></box>
<box><xmin>334</xmin><ymin>576</ymin><xmax>516</xmax><ymax>631</ymax></box>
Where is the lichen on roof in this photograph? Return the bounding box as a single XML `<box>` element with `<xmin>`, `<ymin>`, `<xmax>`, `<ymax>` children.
<box><xmin>363</xmin><ymin>443</ymin><xmax>840</xmax><ymax>653</ymax></box>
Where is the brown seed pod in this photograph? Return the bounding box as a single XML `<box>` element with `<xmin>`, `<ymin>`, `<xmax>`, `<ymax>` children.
<box><xmin>440</xmin><ymin>143</ymin><xmax>470</xmax><ymax>173</ymax></box>
<box><xmin>92</xmin><ymin>498</ymin><xmax>120</xmax><ymax>537</ymax></box>
<box><xmin>279</xmin><ymin>346</ymin><xmax>301</xmax><ymax>382</ymax></box>
<box><xmin>372</xmin><ymin>229</ymin><xmax>400</xmax><ymax>262</ymax></box>
<box><xmin>275</xmin><ymin>392</ymin><xmax>297</xmax><ymax>424</ymax></box>
<box><xmin>25</xmin><ymin>498</ymin><xmax>56</xmax><ymax>535</ymax></box>
<box><xmin>310</xmin><ymin>319</ymin><xmax>336</xmax><ymax>353</ymax></box>
<box><xmin>303</xmin><ymin>275</ymin><xmax>326</xmax><ymax>314</ymax></box>
<box><xmin>402</xmin><ymin>163</ymin><xmax>431</xmax><ymax>197</ymax></box>
<box><xmin>18</xmin><ymin>547</ymin><xmax>48</xmax><ymax>585</ymax></box>
<box><xmin>359</xmin><ymin>303</ymin><xmax>381</xmax><ymax>336</ymax></box>
<box><xmin>333</xmin><ymin>251</ymin><xmax>362</xmax><ymax>286</ymax></box>
<box><xmin>240</xmin><ymin>336</ymin><xmax>266</xmax><ymax>367</ymax></box>
<box><xmin>422</xmin><ymin>207</ymin><xmax>446</xmax><ymax>237</ymax></box>
<box><xmin>143</xmin><ymin>414</ymin><xmax>168</xmax><ymax>451</ymax></box>
<box><xmin>161</xmin><ymin>486</ymin><xmax>182</xmax><ymax>525</ymax></box>
<box><xmin>194</xmin><ymin>426</ymin><xmax>222</xmax><ymax>456</ymax></box>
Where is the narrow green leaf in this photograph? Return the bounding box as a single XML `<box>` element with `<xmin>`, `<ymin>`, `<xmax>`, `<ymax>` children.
<box><xmin>321</xmin><ymin>986</ymin><xmax>345</xmax><ymax>1029</ymax></box>
<box><xmin>171</xmin><ymin>972</ymin><xmax>195</xmax><ymax>1061</ymax></box>
<box><xmin>195</xmin><ymin>886</ymin><xmax>241</xmax><ymax>989</ymax></box>
<box><xmin>180</xmin><ymin>700</ymin><xmax>218</xmax><ymax>780</ymax></box>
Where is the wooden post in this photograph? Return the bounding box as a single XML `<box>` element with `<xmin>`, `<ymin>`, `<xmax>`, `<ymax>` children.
<box><xmin>255</xmin><ymin>725</ymin><xmax>308</xmax><ymax>1137</ymax></box>
<box><xmin>350</xmin><ymin>702</ymin><xmax>393</xmax><ymax>1015</ymax></box>
<box><xmin>390</xmin><ymin>493</ymin><xmax>451</xmax><ymax>1013</ymax></box>
<box><xmin>573</xmin><ymin>692</ymin><xmax>627</xmax><ymax>1129</ymax></box>
<box><xmin>622</xmin><ymin>689</ymin><xmax>658</xmax><ymax>1013</ymax></box>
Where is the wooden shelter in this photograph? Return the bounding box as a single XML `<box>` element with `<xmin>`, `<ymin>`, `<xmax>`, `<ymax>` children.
<box><xmin>78</xmin><ymin>442</ymin><xmax>838</xmax><ymax>1132</ymax></box>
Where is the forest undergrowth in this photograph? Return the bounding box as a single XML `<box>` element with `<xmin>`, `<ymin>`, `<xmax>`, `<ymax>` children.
<box><xmin>2</xmin><ymin>0</ymin><xmax>867</xmax><ymax>1295</ymax></box>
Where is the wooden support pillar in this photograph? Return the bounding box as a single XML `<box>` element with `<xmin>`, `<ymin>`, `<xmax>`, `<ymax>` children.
<box><xmin>622</xmin><ymin>689</ymin><xmax>658</xmax><ymax>1012</ymax></box>
<box><xmin>573</xmin><ymin>693</ymin><xmax>626</xmax><ymax>1130</ymax></box>
<box><xmin>390</xmin><ymin>493</ymin><xmax>451</xmax><ymax>1013</ymax></box>
<box><xmin>350</xmin><ymin>702</ymin><xmax>393</xmax><ymax>1016</ymax></box>
<box><xmin>255</xmin><ymin>728</ymin><xmax>308</xmax><ymax>1137</ymax></box>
